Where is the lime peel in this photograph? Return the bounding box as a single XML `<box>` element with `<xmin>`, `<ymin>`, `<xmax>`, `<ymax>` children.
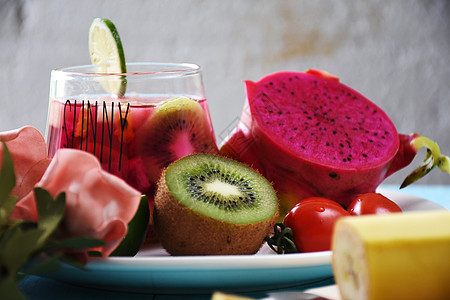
<box><xmin>88</xmin><ymin>18</ymin><xmax>127</xmax><ymax>97</ymax></box>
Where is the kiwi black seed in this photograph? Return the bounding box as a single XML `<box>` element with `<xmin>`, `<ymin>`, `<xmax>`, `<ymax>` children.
<box><xmin>136</xmin><ymin>96</ymin><xmax>219</xmax><ymax>185</ymax></box>
<box><xmin>153</xmin><ymin>153</ymin><xmax>279</xmax><ymax>255</ymax></box>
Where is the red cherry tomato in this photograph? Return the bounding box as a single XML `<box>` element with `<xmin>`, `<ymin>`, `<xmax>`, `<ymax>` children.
<box><xmin>347</xmin><ymin>193</ymin><xmax>402</xmax><ymax>216</ymax></box>
<box><xmin>295</xmin><ymin>197</ymin><xmax>345</xmax><ymax>208</ymax></box>
<box><xmin>283</xmin><ymin>197</ymin><xmax>350</xmax><ymax>252</ymax></box>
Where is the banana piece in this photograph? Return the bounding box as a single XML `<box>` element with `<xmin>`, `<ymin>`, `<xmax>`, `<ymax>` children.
<box><xmin>332</xmin><ymin>211</ymin><xmax>450</xmax><ymax>300</ymax></box>
<box><xmin>211</xmin><ymin>292</ymin><xmax>255</xmax><ymax>300</ymax></box>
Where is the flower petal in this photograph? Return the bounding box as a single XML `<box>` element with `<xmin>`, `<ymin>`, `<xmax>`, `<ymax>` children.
<box><xmin>14</xmin><ymin>148</ymin><xmax>142</xmax><ymax>257</ymax></box>
<box><xmin>0</xmin><ymin>126</ymin><xmax>49</xmax><ymax>198</ymax></box>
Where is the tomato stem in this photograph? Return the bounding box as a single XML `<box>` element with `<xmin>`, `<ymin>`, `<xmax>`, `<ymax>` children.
<box><xmin>265</xmin><ymin>223</ymin><xmax>298</xmax><ymax>254</ymax></box>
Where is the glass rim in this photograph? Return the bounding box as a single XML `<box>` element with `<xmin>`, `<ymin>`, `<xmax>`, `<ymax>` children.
<box><xmin>51</xmin><ymin>62</ymin><xmax>201</xmax><ymax>77</ymax></box>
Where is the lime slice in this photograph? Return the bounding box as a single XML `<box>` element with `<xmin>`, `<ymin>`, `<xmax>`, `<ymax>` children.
<box><xmin>88</xmin><ymin>18</ymin><xmax>127</xmax><ymax>96</ymax></box>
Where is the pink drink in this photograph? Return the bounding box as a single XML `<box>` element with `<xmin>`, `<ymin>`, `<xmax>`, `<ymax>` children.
<box><xmin>46</xmin><ymin>96</ymin><xmax>214</xmax><ymax>196</ymax></box>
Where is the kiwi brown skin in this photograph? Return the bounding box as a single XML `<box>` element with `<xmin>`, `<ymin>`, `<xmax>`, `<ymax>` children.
<box><xmin>154</xmin><ymin>171</ymin><xmax>278</xmax><ymax>256</ymax></box>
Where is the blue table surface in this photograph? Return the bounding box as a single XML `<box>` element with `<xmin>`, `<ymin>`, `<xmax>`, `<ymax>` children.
<box><xmin>18</xmin><ymin>184</ymin><xmax>450</xmax><ymax>300</ymax></box>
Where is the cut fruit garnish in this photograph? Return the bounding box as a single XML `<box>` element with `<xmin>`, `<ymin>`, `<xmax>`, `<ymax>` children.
<box><xmin>88</xmin><ymin>18</ymin><xmax>127</xmax><ymax>97</ymax></box>
<box><xmin>136</xmin><ymin>96</ymin><xmax>219</xmax><ymax>185</ymax></box>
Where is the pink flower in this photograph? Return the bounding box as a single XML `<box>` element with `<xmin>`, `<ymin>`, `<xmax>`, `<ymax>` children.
<box><xmin>13</xmin><ymin>149</ymin><xmax>142</xmax><ymax>257</ymax></box>
<box><xmin>0</xmin><ymin>126</ymin><xmax>51</xmax><ymax>199</ymax></box>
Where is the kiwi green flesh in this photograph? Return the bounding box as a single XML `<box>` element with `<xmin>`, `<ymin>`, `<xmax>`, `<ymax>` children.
<box><xmin>164</xmin><ymin>154</ymin><xmax>278</xmax><ymax>224</ymax></box>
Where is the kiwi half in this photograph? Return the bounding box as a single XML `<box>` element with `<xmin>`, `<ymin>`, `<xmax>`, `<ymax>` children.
<box><xmin>137</xmin><ymin>97</ymin><xmax>219</xmax><ymax>185</ymax></box>
<box><xmin>154</xmin><ymin>153</ymin><xmax>278</xmax><ymax>255</ymax></box>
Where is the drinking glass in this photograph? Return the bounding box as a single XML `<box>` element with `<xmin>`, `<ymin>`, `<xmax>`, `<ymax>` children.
<box><xmin>46</xmin><ymin>62</ymin><xmax>214</xmax><ymax>195</ymax></box>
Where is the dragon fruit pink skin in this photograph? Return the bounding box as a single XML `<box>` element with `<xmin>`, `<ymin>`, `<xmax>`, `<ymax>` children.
<box><xmin>220</xmin><ymin>70</ymin><xmax>449</xmax><ymax>210</ymax></box>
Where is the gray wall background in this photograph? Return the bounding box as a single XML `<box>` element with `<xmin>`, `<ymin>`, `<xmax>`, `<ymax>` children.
<box><xmin>1</xmin><ymin>0</ymin><xmax>449</xmax><ymax>185</ymax></box>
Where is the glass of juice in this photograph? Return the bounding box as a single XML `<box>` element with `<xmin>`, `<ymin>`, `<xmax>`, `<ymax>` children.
<box><xmin>46</xmin><ymin>62</ymin><xmax>218</xmax><ymax>196</ymax></box>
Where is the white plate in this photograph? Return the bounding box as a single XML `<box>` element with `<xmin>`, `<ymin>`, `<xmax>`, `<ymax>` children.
<box><xmin>43</xmin><ymin>189</ymin><xmax>445</xmax><ymax>294</ymax></box>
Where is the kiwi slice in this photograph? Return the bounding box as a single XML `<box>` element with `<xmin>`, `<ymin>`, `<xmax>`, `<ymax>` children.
<box><xmin>137</xmin><ymin>97</ymin><xmax>219</xmax><ymax>185</ymax></box>
<box><xmin>154</xmin><ymin>153</ymin><xmax>278</xmax><ymax>255</ymax></box>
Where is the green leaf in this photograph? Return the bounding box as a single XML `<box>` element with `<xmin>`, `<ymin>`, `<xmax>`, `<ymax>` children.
<box><xmin>59</xmin><ymin>252</ymin><xmax>94</xmax><ymax>270</ymax></box>
<box><xmin>0</xmin><ymin>141</ymin><xmax>17</xmax><ymax>222</ymax></box>
<box><xmin>88</xmin><ymin>251</ymin><xmax>102</xmax><ymax>257</ymax></box>
<box><xmin>0</xmin><ymin>222</ymin><xmax>37</xmax><ymax>256</ymax></box>
<box><xmin>0</xmin><ymin>195</ymin><xmax>18</xmax><ymax>224</ymax></box>
<box><xmin>0</xmin><ymin>276</ymin><xmax>27</xmax><ymax>300</ymax></box>
<box><xmin>0</xmin><ymin>142</ymin><xmax>110</xmax><ymax>298</ymax></box>
<box><xmin>0</xmin><ymin>223</ymin><xmax>45</xmax><ymax>272</ymax></box>
<box><xmin>17</xmin><ymin>253</ymin><xmax>63</xmax><ymax>280</ymax></box>
<box><xmin>18</xmin><ymin>253</ymin><xmax>63</xmax><ymax>279</ymax></box>
<box><xmin>34</xmin><ymin>188</ymin><xmax>65</xmax><ymax>243</ymax></box>
<box><xmin>44</xmin><ymin>236</ymin><xmax>105</xmax><ymax>251</ymax></box>
<box><xmin>0</xmin><ymin>222</ymin><xmax>45</xmax><ymax>300</ymax></box>
<box><xmin>111</xmin><ymin>195</ymin><xmax>149</xmax><ymax>256</ymax></box>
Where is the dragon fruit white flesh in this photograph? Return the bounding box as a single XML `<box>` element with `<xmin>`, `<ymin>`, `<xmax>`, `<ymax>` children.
<box><xmin>220</xmin><ymin>70</ymin><xmax>449</xmax><ymax>213</ymax></box>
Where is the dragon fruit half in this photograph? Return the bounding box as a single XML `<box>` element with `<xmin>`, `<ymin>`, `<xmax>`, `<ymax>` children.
<box><xmin>220</xmin><ymin>70</ymin><xmax>449</xmax><ymax>213</ymax></box>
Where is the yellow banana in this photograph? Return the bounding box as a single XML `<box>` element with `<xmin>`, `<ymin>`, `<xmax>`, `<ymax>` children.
<box><xmin>332</xmin><ymin>211</ymin><xmax>450</xmax><ymax>300</ymax></box>
<box><xmin>211</xmin><ymin>292</ymin><xmax>255</xmax><ymax>300</ymax></box>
